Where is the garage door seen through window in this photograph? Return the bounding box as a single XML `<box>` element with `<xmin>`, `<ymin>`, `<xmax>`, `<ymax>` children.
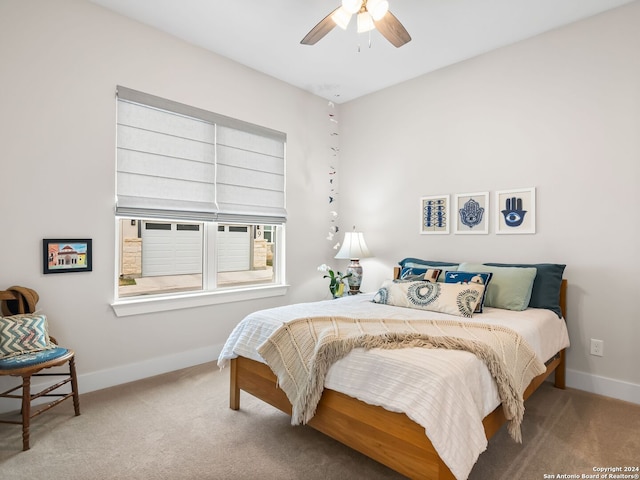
<box><xmin>118</xmin><ymin>220</ymin><xmax>279</xmax><ymax>297</ymax></box>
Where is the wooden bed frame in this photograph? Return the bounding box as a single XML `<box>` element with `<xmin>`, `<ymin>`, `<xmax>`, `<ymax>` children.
<box><xmin>228</xmin><ymin>275</ymin><xmax>567</xmax><ymax>480</ymax></box>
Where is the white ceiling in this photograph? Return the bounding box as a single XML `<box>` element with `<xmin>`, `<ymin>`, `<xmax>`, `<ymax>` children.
<box><xmin>88</xmin><ymin>0</ymin><xmax>635</xmax><ymax>103</ymax></box>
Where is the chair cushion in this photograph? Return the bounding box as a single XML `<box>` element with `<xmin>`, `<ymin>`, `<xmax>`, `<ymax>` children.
<box><xmin>0</xmin><ymin>346</ymin><xmax>70</xmax><ymax>370</ymax></box>
<box><xmin>0</xmin><ymin>313</ymin><xmax>54</xmax><ymax>359</ymax></box>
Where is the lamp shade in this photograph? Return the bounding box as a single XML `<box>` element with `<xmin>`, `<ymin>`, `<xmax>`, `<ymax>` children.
<box><xmin>331</xmin><ymin>6</ymin><xmax>353</xmax><ymax>30</ymax></box>
<box><xmin>367</xmin><ymin>0</ymin><xmax>389</xmax><ymax>20</ymax></box>
<box><xmin>334</xmin><ymin>231</ymin><xmax>372</xmax><ymax>260</ymax></box>
<box><xmin>356</xmin><ymin>11</ymin><xmax>375</xmax><ymax>33</ymax></box>
<box><xmin>342</xmin><ymin>0</ymin><xmax>362</xmax><ymax>14</ymax></box>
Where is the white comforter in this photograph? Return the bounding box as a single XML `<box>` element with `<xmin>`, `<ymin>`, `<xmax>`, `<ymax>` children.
<box><xmin>218</xmin><ymin>294</ymin><xmax>570</xmax><ymax>480</ymax></box>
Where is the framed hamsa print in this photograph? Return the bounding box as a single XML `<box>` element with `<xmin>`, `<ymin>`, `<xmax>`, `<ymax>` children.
<box><xmin>495</xmin><ymin>187</ymin><xmax>536</xmax><ymax>234</ymax></box>
<box><xmin>420</xmin><ymin>195</ymin><xmax>450</xmax><ymax>234</ymax></box>
<box><xmin>454</xmin><ymin>192</ymin><xmax>489</xmax><ymax>234</ymax></box>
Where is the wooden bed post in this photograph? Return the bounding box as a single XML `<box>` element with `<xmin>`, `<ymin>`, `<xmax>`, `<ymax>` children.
<box><xmin>554</xmin><ymin>279</ymin><xmax>568</xmax><ymax>390</ymax></box>
<box><xmin>554</xmin><ymin>349</ymin><xmax>566</xmax><ymax>389</ymax></box>
<box><xmin>230</xmin><ymin>358</ymin><xmax>240</xmax><ymax>410</ymax></box>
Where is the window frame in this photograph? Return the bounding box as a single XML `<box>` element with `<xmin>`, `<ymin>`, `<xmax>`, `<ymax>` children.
<box><xmin>111</xmin><ymin>87</ymin><xmax>288</xmax><ymax>316</ymax></box>
<box><xmin>111</xmin><ymin>220</ymin><xmax>287</xmax><ymax>317</ymax></box>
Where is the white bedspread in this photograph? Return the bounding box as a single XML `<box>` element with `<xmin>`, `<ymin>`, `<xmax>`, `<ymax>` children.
<box><xmin>218</xmin><ymin>294</ymin><xmax>570</xmax><ymax>480</ymax></box>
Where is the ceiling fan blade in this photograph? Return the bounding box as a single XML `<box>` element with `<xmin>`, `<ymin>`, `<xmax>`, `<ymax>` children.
<box><xmin>374</xmin><ymin>11</ymin><xmax>412</xmax><ymax>48</ymax></box>
<box><xmin>301</xmin><ymin>7</ymin><xmax>340</xmax><ymax>45</ymax></box>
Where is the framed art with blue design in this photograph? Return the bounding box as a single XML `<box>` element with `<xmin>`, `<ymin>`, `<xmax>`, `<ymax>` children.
<box><xmin>495</xmin><ymin>187</ymin><xmax>536</xmax><ymax>234</ymax></box>
<box><xmin>454</xmin><ymin>192</ymin><xmax>489</xmax><ymax>234</ymax></box>
<box><xmin>420</xmin><ymin>195</ymin><xmax>449</xmax><ymax>234</ymax></box>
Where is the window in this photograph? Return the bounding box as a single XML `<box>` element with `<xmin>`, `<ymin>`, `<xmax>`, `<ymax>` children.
<box><xmin>113</xmin><ymin>87</ymin><xmax>286</xmax><ymax>312</ymax></box>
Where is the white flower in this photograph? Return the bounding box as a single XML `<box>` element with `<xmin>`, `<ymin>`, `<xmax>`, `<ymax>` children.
<box><xmin>317</xmin><ymin>264</ymin><xmax>332</xmax><ymax>273</ymax></box>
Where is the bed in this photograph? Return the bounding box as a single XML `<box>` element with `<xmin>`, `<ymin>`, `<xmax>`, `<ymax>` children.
<box><xmin>218</xmin><ymin>260</ymin><xmax>569</xmax><ymax>480</ymax></box>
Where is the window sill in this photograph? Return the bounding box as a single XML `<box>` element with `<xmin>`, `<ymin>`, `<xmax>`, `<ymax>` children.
<box><xmin>111</xmin><ymin>284</ymin><xmax>288</xmax><ymax>317</ymax></box>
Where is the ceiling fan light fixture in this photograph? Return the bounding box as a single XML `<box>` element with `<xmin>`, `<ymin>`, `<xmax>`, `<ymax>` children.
<box><xmin>357</xmin><ymin>11</ymin><xmax>375</xmax><ymax>33</ymax></box>
<box><xmin>367</xmin><ymin>0</ymin><xmax>389</xmax><ymax>21</ymax></box>
<box><xmin>331</xmin><ymin>6</ymin><xmax>353</xmax><ymax>30</ymax></box>
<box><xmin>342</xmin><ymin>0</ymin><xmax>362</xmax><ymax>15</ymax></box>
<box><xmin>300</xmin><ymin>1</ymin><xmax>411</xmax><ymax>48</ymax></box>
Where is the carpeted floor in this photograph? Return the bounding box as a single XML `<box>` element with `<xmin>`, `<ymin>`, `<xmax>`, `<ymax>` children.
<box><xmin>0</xmin><ymin>362</ymin><xmax>638</xmax><ymax>479</ymax></box>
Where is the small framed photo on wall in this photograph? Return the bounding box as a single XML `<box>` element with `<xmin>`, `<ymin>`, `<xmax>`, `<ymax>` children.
<box><xmin>454</xmin><ymin>192</ymin><xmax>489</xmax><ymax>234</ymax></box>
<box><xmin>495</xmin><ymin>187</ymin><xmax>536</xmax><ymax>234</ymax></box>
<box><xmin>43</xmin><ymin>239</ymin><xmax>93</xmax><ymax>274</ymax></box>
<box><xmin>420</xmin><ymin>195</ymin><xmax>450</xmax><ymax>234</ymax></box>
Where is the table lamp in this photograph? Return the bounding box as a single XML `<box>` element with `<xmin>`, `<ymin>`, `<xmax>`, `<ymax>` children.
<box><xmin>334</xmin><ymin>227</ymin><xmax>372</xmax><ymax>294</ymax></box>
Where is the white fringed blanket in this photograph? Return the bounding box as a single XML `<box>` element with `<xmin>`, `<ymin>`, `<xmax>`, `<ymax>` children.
<box><xmin>257</xmin><ymin>316</ymin><xmax>546</xmax><ymax>443</ymax></box>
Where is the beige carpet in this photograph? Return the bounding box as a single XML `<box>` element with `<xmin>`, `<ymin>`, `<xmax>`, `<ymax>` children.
<box><xmin>0</xmin><ymin>362</ymin><xmax>638</xmax><ymax>480</ymax></box>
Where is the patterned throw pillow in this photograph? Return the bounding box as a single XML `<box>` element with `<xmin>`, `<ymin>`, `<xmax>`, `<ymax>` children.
<box><xmin>444</xmin><ymin>271</ymin><xmax>493</xmax><ymax>313</ymax></box>
<box><xmin>0</xmin><ymin>313</ymin><xmax>54</xmax><ymax>359</ymax></box>
<box><xmin>372</xmin><ymin>279</ymin><xmax>485</xmax><ymax>318</ymax></box>
<box><xmin>399</xmin><ymin>267</ymin><xmax>442</xmax><ymax>282</ymax></box>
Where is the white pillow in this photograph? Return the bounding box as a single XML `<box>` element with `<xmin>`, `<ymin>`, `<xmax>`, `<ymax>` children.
<box><xmin>372</xmin><ymin>279</ymin><xmax>485</xmax><ymax>318</ymax></box>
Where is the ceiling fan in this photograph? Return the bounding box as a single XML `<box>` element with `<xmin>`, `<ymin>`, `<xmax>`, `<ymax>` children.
<box><xmin>301</xmin><ymin>0</ymin><xmax>412</xmax><ymax>48</ymax></box>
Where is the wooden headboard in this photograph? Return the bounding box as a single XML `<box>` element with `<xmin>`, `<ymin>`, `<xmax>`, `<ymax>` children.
<box><xmin>559</xmin><ymin>279</ymin><xmax>567</xmax><ymax>319</ymax></box>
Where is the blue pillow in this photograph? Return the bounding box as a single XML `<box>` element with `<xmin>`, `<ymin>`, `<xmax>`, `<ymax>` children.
<box><xmin>399</xmin><ymin>258</ymin><xmax>459</xmax><ymax>268</ymax></box>
<box><xmin>484</xmin><ymin>263</ymin><xmax>566</xmax><ymax>317</ymax></box>
<box><xmin>444</xmin><ymin>271</ymin><xmax>493</xmax><ymax>313</ymax></box>
<box><xmin>400</xmin><ymin>267</ymin><xmax>448</xmax><ymax>282</ymax></box>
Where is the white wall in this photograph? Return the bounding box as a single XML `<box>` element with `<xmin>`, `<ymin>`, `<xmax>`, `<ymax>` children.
<box><xmin>1</xmin><ymin>0</ymin><xmax>638</xmax><ymax>405</ymax></box>
<box><xmin>0</xmin><ymin>0</ymin><xmax>338</xmax><ymax>394</ymax></box>
<box><xmin>339</xmin><ymin>2</ymin><xmax>640</xmax><ymax>402</ymax></box>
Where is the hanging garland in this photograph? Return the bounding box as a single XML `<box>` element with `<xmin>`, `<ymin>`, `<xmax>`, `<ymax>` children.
<box><xmin>327</xmin><ymin>99</ymin><xmax>341</xmax><ymax>251</ymax></box>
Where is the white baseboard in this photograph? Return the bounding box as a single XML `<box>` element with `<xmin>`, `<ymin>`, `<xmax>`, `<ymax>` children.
<box><xmin>565</xmin><ymin>368</ymin><xmax>640</xmax><ymax>405</ymax></box>
<box><xmin>77</xmin><ymin>343</ymin><xmax>225</xmax><ymax>394</ymax></box>
<box><xmin>0</xmin><ymin>344</ymin><xmax>225</xmax><ymax>414</ymax></box>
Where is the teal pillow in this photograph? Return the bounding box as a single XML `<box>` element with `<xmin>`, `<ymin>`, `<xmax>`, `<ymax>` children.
<box><xmin>485</xmin><ymin>263</ymin><xmax>566</xmax><ymax>317</ymax></box>
<box><xmin>458</xmin><ymin>263</ymin><xmax>536</xmax><ymax>311</ymax></box>
<box><xmin>399</xmin><ymin>258</ymin><xmax>459</xmax><ymax>268</ymax></box>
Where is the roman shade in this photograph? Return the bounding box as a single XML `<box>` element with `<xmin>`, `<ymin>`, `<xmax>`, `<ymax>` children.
<box><xmin>115</xmin><ymin>86</ymin><xmax>286</xmax><ymax>223</ymax></box>
<box><xmin>216</xmin><ymin>125</ymin><xmax>286</xmax><ymax>223</ymax></box>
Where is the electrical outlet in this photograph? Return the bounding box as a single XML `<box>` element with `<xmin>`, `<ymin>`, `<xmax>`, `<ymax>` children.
<box><xmin>590</xmin><ymin>339</ymin><xmax>604</xmax><ymax>357</ymax></box>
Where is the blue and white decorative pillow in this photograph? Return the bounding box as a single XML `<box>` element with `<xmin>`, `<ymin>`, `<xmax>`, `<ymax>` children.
<box><xmin>400</xmin><ymin>265</ymin><xmax>456</xmax><ymax>282</ymax></box>
<box><xmin>372</xmin><ymin>279</ymin><xmax>485</xmax><ymax>318</ymax></box>
<box><xmin>399</xmin><ymin>267</ymin><xmax>442</xmax><ymax>282</ymax></box>
<box><xmin>0</xmin><ymin>313</ymin><xmax>54</xmax><ymax>359</ymax></box>
<box><xmin>444</xmin><ymin>271</ymin><xmax>493</xmax><ymax>313</ymax></box>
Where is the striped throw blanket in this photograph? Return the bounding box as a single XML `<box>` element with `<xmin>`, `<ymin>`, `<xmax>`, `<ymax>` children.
<box><xmin>257</xmin><ymin>316</ymin><xmax>546</xmax><ymax>442</ymax></box>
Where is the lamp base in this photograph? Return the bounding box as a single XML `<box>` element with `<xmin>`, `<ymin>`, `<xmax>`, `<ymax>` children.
<box><xmin>345</xmin><ymin>259</ymin><xmax>363</xmax><ymax>294</ymax></box>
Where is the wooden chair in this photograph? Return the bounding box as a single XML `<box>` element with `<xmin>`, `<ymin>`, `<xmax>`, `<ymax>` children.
<box><xmin>0</xmin><ymin>290</ymin><xmax>80</xmax><ymax>450</ymax></box>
